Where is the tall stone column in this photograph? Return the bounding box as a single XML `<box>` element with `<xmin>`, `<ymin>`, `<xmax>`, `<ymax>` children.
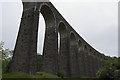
<box><xmin>87</xmin><ymin>54</ymin><xmax>92</xmax><ymax>77</ymax></box>
<box><xmin>41</xmin><ymin>26</ymin><xmax>58</xmax><ymax>74</ymax></box>
<box><xmin>58</xmin><ymin>33</ymin><xmax>71</xmax><ymax>77</ymax></box>
<box><xmin>78</xmin><ymin>51</ymin><xmax>85</xmax><ymax>77</ymax></box>
<box><xmin>89</xmin><ymin>54</ymin><xmax>94</xmax><ymax>77</ymax></box>
<box><xmin>69</xmin><ymin>33</ymin><xmax>80</xmax><ymax>77</ymax></box>
<box><xmin>84</xmin><ymin>51</ymin><xmax>89</xmax><ymax>76</ymax></box>
<box><xmin>9</xmin><ymin>2</ymin><xmax>39</xmax><ymax>75</ymax></box>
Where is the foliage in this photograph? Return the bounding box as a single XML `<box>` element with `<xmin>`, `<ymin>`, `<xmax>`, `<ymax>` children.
<box><xmin>2</xmin><ymin>49</ymin><xmax>13</xmax><ymax>62</ymax></box>
<box><xmin>96</xmin><ymin>57</ymin><xmax>120</xmax><ymax>78</ymax></box>
<box><xmin>0</xmin><ymin>41</ymin><xmax>13</xmax><ymax>74</ymax></box>
<box><xmin>57</xmin><ymin>70</ymin><xmax>66</xmax><ymax>78</ymax></box>
<box><xmin>0</xmin><ymin>41</ymin><xmax>4</xmax><ymax>62</ymax></box>
<box><xmin>37</xmin><ymin>54</ymin><xmax>42</xmax><ymax>72</ymax></box>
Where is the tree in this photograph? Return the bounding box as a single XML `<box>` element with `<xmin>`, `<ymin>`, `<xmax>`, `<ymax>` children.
<box><xmin>96</xmin><ymin>57</ymin><xmax>120</xmax><ymax>79</ymax></box>
<box><xmin>0</xmin><ymin>41</ymin><xmax>13</xmax><ymax>74</ymax></box>
<box><xmin>0</xmin><ymin>41</ymin><xmax>3</xmax><ymax>79</ymax></box>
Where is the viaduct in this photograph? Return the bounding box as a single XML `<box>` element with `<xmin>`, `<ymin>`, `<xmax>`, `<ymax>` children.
<box><xmin>9</xmin><ymin>0</ymin><xmax>108</xmax><ymax>78</ymax></box>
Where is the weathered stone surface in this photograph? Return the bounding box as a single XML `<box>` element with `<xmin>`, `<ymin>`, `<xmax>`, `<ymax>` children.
<box><xmin>9</xmin><ymin>1</ymin><xmax>108</xmax><ymax>77</ymax></box>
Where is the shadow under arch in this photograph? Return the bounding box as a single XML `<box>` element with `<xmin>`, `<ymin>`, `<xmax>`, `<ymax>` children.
<box><xmin>38</xmin><ymin>4</ymin><xmax>57</xmax><ymax>74</ymax></box>
<box><xmin>69</xmin><ymin>32</ymin><xmax>80</xmax><ymax>77</ymax></box>
<box><xmin>58</xmin><ymin>22</ymin><xmax>67</xmax><ymax>53</ymax></box>
<box><xmin>57</xmin><ymin>22</ymin><xmax>71</xmax><ymax>77</ymax></box>
<box><xmin>78</xmin><ymin>40</ymin><xmax>82</xmax><ymax>51</ymax></box>
<box><xmin>59</xmin><ymin>22</ymin><xmax>67</xmax><ymax>34</ymax></box>
<box><xmin>58</xmin><ymin>22</ymin><xmax>67</xmax><ymax>54</ymax></box>
<box><xmin>40</xmin><ymin>4</ymin><xmax>55</xmax><ymax>27</ymax></box>
<box><xmin>84</xmin><ymin>45</ymin><xmax>88</xmax><ymax>53</ymax></box>
<box><xmin>70</xmin><ymin>32</ymin><xmax>76</xmax><ymax>45</ymax></box>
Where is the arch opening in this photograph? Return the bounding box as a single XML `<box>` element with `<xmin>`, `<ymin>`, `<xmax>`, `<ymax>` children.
<box><xmin>59</xmin><ymin>22</ymin><xmax>67</xmax><ymax>34</ymax></box>
<box><xmin>40</xmin><ymin>5</ymin><xmax>55</xmax><ymax>27</ymax></box>
<box><xmin>70</xmin><ymin>32</ymin><xmax>76</xmax><ymax>45</ymax></box>
<box><xmin>93</xmin><ymin>52</ymin><xmax>97</xmax><ymax>57</ymax></box>
<box><xmin>78</xmin><ymin>40</ymin><xmax>82</xmax><ymax>51</ymax></box>
<box><xmin>36</xmin><ymin>5</ymin><xmax>55</xmax><ymax>72</ymax></box>
<box><xmin>37</xmin><ymin>13</ymin><xmax>45</xmax><ymax>55</ymax></box>
<box><xmin>37</xmin><ymin>5</ymin><xmax>55</xmax><ymax>55</ymax></box>
<box><xmin>89</xmin><ymin>49</ymin><xmax>92</xmax><ymax>55</ymax></box>
<box><xmin>58</xmin><ymin>32</ymin><xmax>60</xmax><ymax>53</ymax></box>
<box><xmin>84</xmin><ymin>45</ymin><xmax>88</xmax><ymax>53</ymax></box>
<box><xmin>58</xmin><ymin>22</ymin><xmax>67</xmax><ymax>53</ymax></box>
<box><xmin>37</xmin><ymin>13</ymin><xmax>45</xmax><ymax>72</ymax></box>
<box><xmin>58</xmin><ymin>22</ymin><xmax>69</xmax><ymax>76</ymax></box>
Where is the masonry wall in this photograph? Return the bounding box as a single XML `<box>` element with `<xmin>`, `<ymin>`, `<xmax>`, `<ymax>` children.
<box><xmin>9</xmin><ymin>1</ymin><xmax>108</xmax><ymax>78</ymax></box>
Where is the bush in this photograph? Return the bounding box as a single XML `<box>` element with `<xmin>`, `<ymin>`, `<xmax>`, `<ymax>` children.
<box><xmin>96</xmin><ymin>57</ymin><xmax>120</xmax><ymax>78</ymax></box>
<box><xmin>57</xmin><ymin>70</ymin><xmax>66</xmax><ymax>78</ymax></box>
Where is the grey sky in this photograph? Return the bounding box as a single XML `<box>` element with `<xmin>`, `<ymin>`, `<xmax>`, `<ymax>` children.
<box><xmin>1</xmin><ymin>0</ymin><xmax>119</xmax><ymax>57</ymax></box>
<box><xmin>0</xmin><ymin>2</ymin><xmax>1</xmax><ymax>76</ymax></box>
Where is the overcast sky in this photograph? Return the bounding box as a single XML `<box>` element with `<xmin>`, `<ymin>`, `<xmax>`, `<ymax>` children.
<box><xmin>1</xmin><ymin>0</ymin><xmax>119</xmax><ymax>57</ymax></box>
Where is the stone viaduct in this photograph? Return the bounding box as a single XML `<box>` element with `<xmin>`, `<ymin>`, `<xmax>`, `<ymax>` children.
<box><xmin>9</xmin><ymin>0</ymin><xmax>108</xmax><ymax>78</ymax></box>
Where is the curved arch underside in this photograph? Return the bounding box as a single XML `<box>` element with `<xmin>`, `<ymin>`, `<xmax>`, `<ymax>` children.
<box><xmin>9</xmin><ymin>2</ymin><xmax>108</xmax><ymax>78</ymax></box>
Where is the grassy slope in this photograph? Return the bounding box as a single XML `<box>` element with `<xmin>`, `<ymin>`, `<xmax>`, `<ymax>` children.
<box><xmin>2</xmin><ymin>72</ymin><xmax>59</xmax><ymax>78</ymax></box>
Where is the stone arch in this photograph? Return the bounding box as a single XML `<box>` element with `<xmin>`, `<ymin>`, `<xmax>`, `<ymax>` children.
<box><xmin>84</xmin><ymin>45</ymin><xmax>88</xmax><ymax>53</ymax></box>
<box><xmin>58</xmin><ymin>21</ymin><xmax>68</xmax><ymax>52</ymax></box>
<box><xmin>98</xmin><ymin>54</ymin><xmax>101</xmax><ymax>59</ymax></box>
<box><xmin>59</xmin><ymin>22</ymin><xmax>67</xmax><ymax>34</ymax></box>
<box><xmin>58</xmin><ymin>21</ymin><xmax>70</xmax><ymax>77</ymax></box>
<box><xmin>37</xmin><ymin>4</ymin><xmax>56</xmax><ymax>55</ymax></box>
<box><xmin>89</xmin><ymin>49</ymin><xmax>92</xmax><ymax>55</ymax></box>
<box><xmin>58</xmin><ymin>21</ymin><xmax>67</xmax><ymax>53</ymax></box>
<box><xmin>70</xmin><ymin>32</ymin><xmax>76</xmax><ymax>45</ymax></box>
<box><xmin>40</xmin><ymin>4</ymin><xmax>55</xmax><ymax>27</ymax></box>
<box><xmin>38</xmin><ymin>4</ymin><xmax>56</xmax><ymax>54</ymax></box>
<box><xmin>88</xmin><ymin>48</ymin><xmax>94</xmax><ymax>77</ymax></box>
<box><xmin>69</xmin><ymin>32</ymin><xmax>80</xmax><ymax>77</ymax></box>
<box><xmin>78</xmin><ymin>40</ymin><xmax>82</xmax><ymax>51</ymax></box>
<box><xmin>93</xmin><ymin>52</ymin><xmax>97</xmax><ymax>58</ymax></box>
<box><xmin>39</xmin><ymin>4</ymin><xmax>57</xmax><ymax>74</ymax></box>
<box><xmin>77</xmin><ymin>39</ymin><xmax>84</xmax><ymax>76</ymax></box>
<box><xmin>83</xmin><ymin>45</ymin><xmax>90</xmax><ymax>76</ymax></box>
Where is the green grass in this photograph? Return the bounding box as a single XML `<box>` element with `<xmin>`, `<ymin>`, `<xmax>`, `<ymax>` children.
<box><xmin>35</xmin><ymin>72</ymin><xmax>59</xmax><ymax>78</ymax></box>
<box><xmin>2</xmin><ymin>72</ymin><xmax>33</xmax><ymax>78</ymax></box>
<box><xmin>2</xmin><ymin>72</ymin><xmax>59</xmax><ymax>78</ymax></box>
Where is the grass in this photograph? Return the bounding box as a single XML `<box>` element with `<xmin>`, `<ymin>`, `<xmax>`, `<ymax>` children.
<box><xmin>2</xmin><ymin>72</ymin><xmax>59</xmax><ymax>78</ymax></box>
<box><xmin>35</xmin><ymin>72</ymin><xmax>59</xmax><ymax>78</ymax></box>
<box><xmin>2</xmin><ymin>72</ymin><xmax>33</xmax><ymax>78</ymax></box>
